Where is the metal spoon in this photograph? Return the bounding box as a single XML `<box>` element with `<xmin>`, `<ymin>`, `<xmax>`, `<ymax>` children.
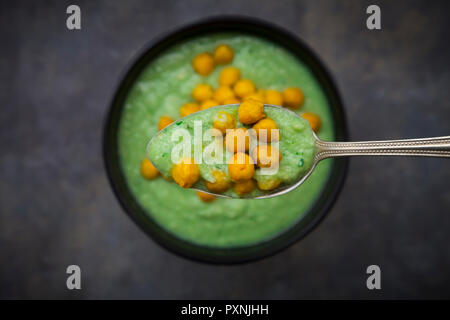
<box><xmin>148</xmin><ymin>105</ymin><xmax>450</xmax><ymax>199</ymax></box>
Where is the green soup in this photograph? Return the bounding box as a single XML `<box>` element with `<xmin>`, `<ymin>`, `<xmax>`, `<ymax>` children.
<box><xmin>118</xmin><ymin>33</ymin><xmax>335</xmax><ymax>247</ymax></box>
<box><xmin>147</xmin><ymin>105</ymin><xmax>316</xmax><ymax>198</ymax></box>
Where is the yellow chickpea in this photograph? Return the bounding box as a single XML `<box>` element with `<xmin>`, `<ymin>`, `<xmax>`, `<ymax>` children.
<box><xmin>228</xmin><ymin>153</ymin><xmax>255</xmax><ymax>182</ymax></box>
<box><xmin>200</xmin><ymin>99</ymin><xmax>219</xmax><ymax>110</ymax></box>
<box><xmin>158</xmin><ymin>115</ymin><xmax>173</xmax><ymax>131</ymax></box>
<box><xmin>213</xmin><ymin>111</ymin><xmax>236</xmax><ymax>135</ymax></box>
<box><xmin>197</xmin><ymin>191</ymin><xmax>216</xmax><ymax>202</ymax></box>
<box><xmin>205</xmin><ymin>170</ymin><xmax>232</xmax><ymax>193</ymax></box>
<box><xmin>192</xmin><ymin>84</ymin><xmax>213</xmax><ymax>102</ymax></box>
<box><xmin>213</xmin><ymin>86</ymin><xmax>236</xmax><ymax>104</ymax></box>
<box><xmin>302</xmin><ymin>112</ymin><xmax>322</xmax><ymax>133</ymax></box>
<box><xmin>238</xmin><ymin>98</ymin><xmax>265</xmax><ymax>125</ymax></box>
<box><xmin>252</xmin><ymin>118</ymin><xmax>280</xmax><ymax>142</ymax></box>
<box><xmin>140</xmin><ymin>158</ymin><xmax>159</xmax><ymax>180</ymax></box>
<box><xmin>223</xmin><ymin>97</ymin><xmax>241</xmax><ymax>104</ymax></box>
<box><xmin>219</xmin><ymin>66</ymin><xmax>241</xmax><ymax>86</ymax></box>
<box><xmin>234</xmin><ymin>79</ymin><xmax>255</xmax><ymax>98</ymax></box>
<box><xmin>192</xmin><ymin>52</ymin><xmax>214</xmax><ymax>76</ymax></box>
<box><xmin>257</xmin><ymin>179</ymin><xmax>281</xmax><ymax>191</ymax></box>
<box><xmin>171</xmin><ymin>157</ymin><xmax>200</xmax><ymax>188</ymax></box>
<box><xmin>251</xmin><ymin>145</ymin><xmax>282</xmax><ymax>168</ymax></box>
<box><xmin>225</xmin><ymin>128</ymin><xmax>250</xmax><ymax>152</ymax></box>
<box><xmin>213</xmin><ymin>44</ymin><xmax>234</xmax><ymax>65</ymax></box>
<box><xmin>233</xmin><ymin>179</ymin><xmax>256</xmax><ymax>196</ymax></box>
<box><xmin>180</xmin><ymin>102</ymin><xmax>200</xmax><ymax>117</ymax></box>
<box><xmin>283</xmin><ymin>87</ymin><xmax>305</xmax><ymax>109</ymax></box>
<box><xmin>264</xmin><ymin>89</ymin><xmax>283</xmax><ymax>106</ymax></box>
<box><xmin>243</xmin><ymin>93</ymin><xmax>264</xmax><ymax>103</ymax></box>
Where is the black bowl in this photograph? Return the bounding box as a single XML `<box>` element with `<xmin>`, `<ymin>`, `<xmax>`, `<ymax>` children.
<box><xmin>104</xmin><ymin>16</ymin><xmax>349</xmax><ymax>264</ymax></box>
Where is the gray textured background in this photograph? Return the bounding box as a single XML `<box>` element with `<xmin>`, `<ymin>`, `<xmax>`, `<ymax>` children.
<box><xmin>1</xmin><ymin>0</ymin><xmax>449</xmax><ymax>299</ymax></box>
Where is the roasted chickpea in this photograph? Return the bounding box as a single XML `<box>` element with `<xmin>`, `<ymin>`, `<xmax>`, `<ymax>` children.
<box><xmin>171</xmin><ymin>157</ymin><xmax>200</xmax><ymax>188</ymax></box>
<box><xmin>252</xmin><ymin>118</ymin><xmax>280</xmax><ymax>142</ymax></box>
<box><xmin>257</xmin><ymin>178</ymin><xmax>281</xmax><ymax>191</ymax></box>
<box><xmin>228</xmin><ymin>153</ymin><xmax>255</xmax><ymax>182</ymax></box>
<box><xmin>238</xmin><ymin>98</ymin><xmax>265</xmax><ymax>125</ymax></box>
<box><xmin>225</xmin><ymin>128</ymin><xmax>250</xmax><ymax>152</ymax></box>
<box><xmin>197</xmin><ymin>191</ymin><xmax>216</xmax><ymax>202</ymax></box>
<box><xmin>243</xmin><ymin>93</ymin><xmax>264</xmax><ymax>103</ymax></box>
<box><xmin>301</xmin><ymin>112</ymin><xmax>322</xmax><ymax>133</ymax></box>
<box><xmin>219</xmin><ymin>66</ymin><xmax>241</xmax><ymax>86</ymax></box>
<box><xmin>140</xmin><ymin>158</ymin><xmax>159</xmax><ymax>180</ymax></box>
<box><xmin>213</xmin><ymin>44</ymin><xmax>234</xmax><ymax>65</ymax></box>
<box><xmin>213</xmin><ymin>86</ymin><xmax>236</xmax><ymax>104</ymax></box>
<box><xmin>264</xmin><ymin>89</ymin><xmax>283</xmax><ymax>106</ymax></box>
<box><xmin>251</xmin><ymin>145</ymin><xmax>282</xmax><ymax>168</ymax></box>
<box><xmin>180</xmin><ymin>102</ymin><xmax>200</xmax><ymax>117</ymax></box>
<box><xmin>192</xmin><ymin>84</ymin><xmax>213</xmax><ymax>102</ymax></box>
<box><xmin>205</xmin><ymin>170</ymin><xmax>232</xmax><ymax>193</ymax></box>
<box><xmin>192</xmin><ymin>52</ymin><xmax>214</xmax><ymax>76</ymax></box>
<box><xmin>223</xmin><ymin>97</ymin><xmax>241</xmax><ymax>104</ymax></box>
<box><xmin>234</xmin><ymin>79</ymin><xmax>255</xmax><ymax>98</ymax></box>
<box><xmin>213</xmin><ymin>111</ymin><xmax>236</xmax><ymax>135</ymax></box>
<box><xmin>233</xmin><ymin>179</ymin><xmax>256</xmax><ymax>196</ymax></box>
<box><xmin>283</xmin><ymin>87</ymin><xmax>305</xmax><ymax>109</ymax></box>
<box><xmin>200</xmin><ymin>99</ymin><xmax>219</xmax><ymax>110</ymax></box>
<box><xmin>158</xmin><ymin>115</ymin><xmax>173</xmax><ymax>131</ymax></box>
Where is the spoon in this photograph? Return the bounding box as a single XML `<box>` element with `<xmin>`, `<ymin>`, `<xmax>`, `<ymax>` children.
<box><xmin>147</xmin><ymin>104</ymin><xmax>450</xmax><ymax>199</ymax></box>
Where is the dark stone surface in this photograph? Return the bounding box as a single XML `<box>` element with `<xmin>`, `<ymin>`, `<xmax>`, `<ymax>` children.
<box><xmin>1</xmin><ymin>0</ymin><xmax>449</xmax><ymax>299</ymax></box>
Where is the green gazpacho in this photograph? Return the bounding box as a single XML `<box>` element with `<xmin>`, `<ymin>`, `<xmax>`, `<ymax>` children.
<box><xmin>118</xmin><ymin>33</ymin><xmax>335</xmax><ymax>247</ymax></box>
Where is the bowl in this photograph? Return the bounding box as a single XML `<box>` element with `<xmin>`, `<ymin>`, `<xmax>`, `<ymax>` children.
<box><xmin>104</xmin><ymin>16</ymin><xmax>348</xmax><ymax>264</ymax></box>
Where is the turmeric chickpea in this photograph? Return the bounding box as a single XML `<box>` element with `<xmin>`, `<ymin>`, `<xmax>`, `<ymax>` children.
<box><xmin>238</xmin><ymin>98</ymin><xmax>265</xmax><ymax>125</ymax></box>
<box><xmin>301</xmin><ymin>112</ymin><xmax>322</xmax><ymax>133</ymax></box>
<box><xmin>257</xmin><ymin>179</ymin><xmax>282</xmax><ymax>191</ymax></box>
<box><xmin>251</xmin><ymin>145</ymin><xmax>282</xmax><ymax>168</ymax></box>
<box><xmin>233</xmin><ymin>79</ymin><xmax>255</xmax><ymax>98</ymax></box>
<box><xmin>228</xmin><ymin>153</ymin><xmax>255</xmax><ymax>182</ymax></box>
<box><xmin>213</xmin><ymin>111</ymin><xmax>236</xmax><ymax>135</ymax></box>
<box><xmin>158</xmin><ymin>115</ymin><xmax>173</xmax><ymax>131</ymax></box>
<box><xmin>283</xmin><ymin>87</ymin><xmax>305</xmax><ymax>109</ymax></box>
<box><xmin>205</xmin><ymin>170</ymin><xmax>232</xmax><ymax>193</ymax></box>
<box><xmin>223</xmin><ymin>97</ymin><xmax>241</xmax><ymax>104</ymax></box>
<box><xmin>192</xmin><ymin>52</ymin><xmax>214</xmax><ymax>76</ymax></box>
<box><xmin>179</xmin><ymin>102</ymin><xmax>200</xmax><ymax>117</ymax></box>
<box><xmin>171</xmin><ymin>157</ymin><xmax>200</xmax><ymax>188</ymax></box>
<box><xmin>140</xmin><ymin>158</ymin><xmax>159</xmax><ymax>180</ymax></box>
<box><xmin>264</xmin><ymin>89</ymin><xmax>283</xmax><ymax>106</ymax></box>
<box><xmin>213</xmin><ymin>44</ymin><xmax>234</xmax><ymax>65</ymax></box>
<box><xmin>243</xmin><ymin>93</ymin><xmax>264</xmax><ymax>103</ymax></box>
<box><xmin>192</xmin><ymin>84</ymin><xmax>213</xmax><ymax>102</ymax></box>
<box><xmin>200</xmin><ymin>99</ymin><xmax>219</xmax><ymax>110</ymax></box>
<box><xmin>213</xmin><ymin>86</ymin><xmax>236</xmax><ymax>104</ymax></box>
<box><xmin>225</xmin><ymin>128</ymin><xmax>250</xmax><ymax>152</ymax></box>
<box><xmin>197</xmin><ymin>191</ymin><xmax>216</xmax><ymax>202</ymax></box>
<box><xmin>219</xmin><ymin>66</ymin><xmax>241</xmax><ymax>86</ymax></box>
<box><xmin>233</xmin><ymin>179</ymin><xmax>256</xmax><ymax>196</ymax></box>
<box><xmin>252</xmin><ymin>118</ymin><xmax>280</xmax><ymax>142</ymax></box>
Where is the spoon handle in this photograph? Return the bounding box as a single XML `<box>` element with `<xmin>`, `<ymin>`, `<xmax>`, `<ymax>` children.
<box><xmin>315</xmin><ymin>136</ymin><xmax>450</xmax><ymax>161</ymax></box>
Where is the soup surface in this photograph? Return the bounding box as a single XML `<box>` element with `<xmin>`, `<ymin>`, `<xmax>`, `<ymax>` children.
<box><xmin>118</xmin><ymin>33</ymin><xmax>335</xmax><ymax>247</ymax></box>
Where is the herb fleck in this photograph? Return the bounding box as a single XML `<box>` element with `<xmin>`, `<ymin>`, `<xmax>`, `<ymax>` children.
<box><xmin>298</xmin><ymin>158</ymin><xmax>304</xmax><ymax>167</ymax></box>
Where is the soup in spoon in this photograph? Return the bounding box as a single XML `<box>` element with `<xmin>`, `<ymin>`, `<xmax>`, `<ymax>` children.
<box><xmin>147</xmin><ymin>101</ymin><xmax>316</xmax><ymax>198</ymax></box>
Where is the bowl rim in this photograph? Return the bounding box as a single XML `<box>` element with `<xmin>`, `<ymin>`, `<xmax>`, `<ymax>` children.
<box><xmin>103</xmin><ymin>15</ymin><xmax>349</xmax><ymax>264</ymax></box>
